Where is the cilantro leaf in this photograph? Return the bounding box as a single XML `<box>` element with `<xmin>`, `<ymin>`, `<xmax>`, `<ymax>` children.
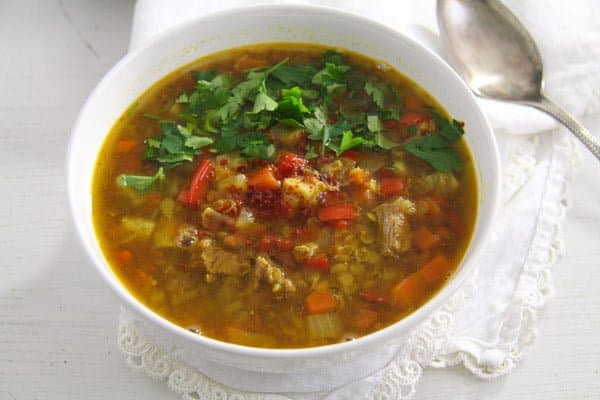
<box><xmin>303</xmin><ymin>105</ymin><xmax>327</xmax><ymax>140</ymax></box>
<box><xmin>364</xmin><ymin>81</ymin><xmax>386</xmax><ymax>108</ymax></box>
<box><xmin>217</xmin><ymin>58</ymin><xmax>288</xmax><ymax>122</ymax></box>
<box><xmin>432</xmin><ymin>114</ymin><xmax>465</xmax><ymax>141</ymax></box>
<box><xmin>275</xmin><ymin>86</ymin><xmax>310</xmax><ymax>122</ymax></box>
<box><xmin>175</xmin><ymin>93</ymin><xmax>189</xmax><ymax>104</ymax></box>
<box><xmin>143</xmin><ymin>122</ymin><xmax>203</xmax><ymax>168</ymax></box>
<box><xmin>184</xmin><ymin>136</ymin><xmax>213</xmax><ymax>149</ymax></box>
<box><xmin>305</xmin><ymin>144</ymin><xmax>318</xmax><ymax>159</ymax></box>
<box><xmin>236</xmin><ymin>132</ymin><xmax>275</xmax><ymax>160</ymax></box>
<box><xmin>312</xmin><ymin>63</ymin><xmax>350</xmax><ymax>86</ymax></box>
<box><xmin>404</xmin><ymin>135</ymin><xmax>463</xmax><ymax>171</ymax></box>
<box><xmin>338</xmin><ymin>130</ymin><xmax>364</xmax><ymax>155</ymax></box>
<box><xmin>252</xmin><ymin>89</ymin><xmax>279</xmax><ymax>114</ymax></box>
<box><xmin>271</xmin><ymin>65</ymin><xmax>318</xmax><ymax>86</ymax></box>
<box><xmin>116</xmin><ymin>167</ymin><xmax>164</xmax><ymax>193</ymax></box>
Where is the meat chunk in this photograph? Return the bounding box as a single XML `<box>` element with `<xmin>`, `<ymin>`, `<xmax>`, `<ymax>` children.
<box><xmin>373</xmin><ymin>202</ymin><xmax>412</xmax><ymax>257</ymax></box>
<box><xmin>254</xmin><ymin>255</ymin><xmax>296</xmax><ymax>295</ymax></box>
<box><xmin>201</xmin><ymin>207</ymin><xmax>235</xmax><ymax>231</ymax></box>
<box><xmin>292</xmin><ymin>242</ymin><xmax>318</xmax><ymax>263</ymax></box>
<box><xmin>196</xmin><ymin>238</ymin><xmax>250</xmax><ymax>275</ymax></box>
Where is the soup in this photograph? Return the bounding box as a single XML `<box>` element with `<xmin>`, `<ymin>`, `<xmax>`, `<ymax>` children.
<box><xmin>93</xmin><ymin>43</ymin><xmax>477</xmax><ymax>348</ymax></box>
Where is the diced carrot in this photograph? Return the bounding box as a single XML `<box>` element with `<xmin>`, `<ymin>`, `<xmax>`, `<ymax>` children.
<box><xmin>304</xmin><ymin>255</ymin><xmax>330</xmax><ymax>271</ymax></box>
<box><xmin>399</xmin><ymin>112</ymin><xmax>431</xmax><ymax>127</ymax></box>
<box><xmin>380</xmin><ymin>177</ymin><xmax>407</xmax><ymax>197</ymax></box>
<box><xmin>348</xmin><ymin>168</ymin><xmax>369</xmax><ymax>186</ymax></box>
<box><xmin>359</xmin><ymin>288</ymin><xmax>387</xmax><ymax>304</ymax></box>
<box><xmin>413</xmin><ymin>226</ymin><xmax>441</xmax><ymax>251</ymax></box>
<box><xmin>389</xmin><ymin>273</ymin><xmax>427</xmax><ymax>309</ymax></box>
<box><xmin>247</xmin><ymin>166</ymin><xmax>280</xmax><ymax>190</ymax></box>
<box><xmin>403</xmin><ymin>95</ymin><xmax>423</xmax><ymax>111</ymax></box>
<box><xmin>318</xmin><ymin>204</ymin><xmax>356</xmax><ymax>221</ymax></box>
<box><xmin>445</xmin><ymin>208</ymin><xmax>465</xmax><ymax>236</ymax></box>
<box><xmin>116</xmin><ymin>139</ymin><xmax>138</xmax><ymax>154</ymax></box>
<box><xmin>305</xmin><ymin>290</ymin><xmax>337</xmax><ymax>314</ymax></box>
<box><xmin>352</xmin><ymin>309</ymin><xmax>379</xmax><ymax>331</ymax></box>
<box><xmin>114</xmin><ymin>249</ymin><xmax>133</xmax><ymax>263</ymax></box>
<box><xmin>419</xmin><ymin>254</ymin><xmax>451</xmax><ymax>284</ymax></box>
<box><xmin>321</xmin><ymin>191</ymin><xmax>347</xmax><ymax>207</ymax></box>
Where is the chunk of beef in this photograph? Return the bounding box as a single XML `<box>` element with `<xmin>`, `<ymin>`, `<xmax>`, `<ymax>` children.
<box><xmin>373</xmin><ymin>202</ymin><xmax>412</xmax><ymax>257</ymax></box>
<box><xmin>254</xmin><ymin>255</ymin><xmax>296</xmax><ymax>295</ymax></box>
<box><xmin>201</xmin><ymin>207</ymin><xmax>235</xmax><ymax>231</ymax></box>
<box><xmin>196</xmin><ymin>238</ymin><xmax>250</xmax><ymax>275</ymax></box>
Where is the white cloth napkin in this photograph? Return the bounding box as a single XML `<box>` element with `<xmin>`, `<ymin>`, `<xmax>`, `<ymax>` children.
<box><xmin>118</xmin><ymin>0</ymin><xmax>599</xmax><ymax>398</ymax></box>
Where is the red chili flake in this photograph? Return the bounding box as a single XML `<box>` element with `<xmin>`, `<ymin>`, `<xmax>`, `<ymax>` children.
<box><xmin>219</xmin><ymin>158</ymin><xmax>229</xmax><ymax>166</ymax></box>
<box><xmin>246</xmin><ymin>188</ymin><xmax>287</xmax><ymax>218</ymax></box>
<box><xmin>180</xmin><ymin>263</ymin><xmax>189</xmax><ymax>272</ymax></box>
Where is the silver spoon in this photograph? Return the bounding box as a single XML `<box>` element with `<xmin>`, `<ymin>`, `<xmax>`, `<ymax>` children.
<box><xmin>437</xmin><ymin>0</ymin><xmax>600</xmax><ymax>160</ymax></box>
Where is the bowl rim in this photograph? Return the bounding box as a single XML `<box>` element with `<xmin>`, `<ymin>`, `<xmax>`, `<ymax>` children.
<box><xmin>67</xmin><ymin>3</ymin><xmax>500</xmax><ymax>360</ymax></box>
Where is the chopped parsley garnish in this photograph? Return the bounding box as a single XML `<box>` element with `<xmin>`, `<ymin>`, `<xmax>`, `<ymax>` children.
<box><xmin>134</xmin><ymin>50</ymin><xmax>466</xmax><ymax>174</ymax></box>
<box><xmin>403</xmin><ymin>114</ymin><xmax>465</xmax><ymax>171</ymax></box>
<box><xmin>116</xmin><ymin>167</ymin><xmax>164</xmax><ymax>193</ymax></box>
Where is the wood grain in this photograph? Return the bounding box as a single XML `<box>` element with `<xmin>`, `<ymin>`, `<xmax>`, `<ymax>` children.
<box><xmin>0</xmin><ymin>1</ymin><xmax>598</xmax><ymax>399</ymax></box>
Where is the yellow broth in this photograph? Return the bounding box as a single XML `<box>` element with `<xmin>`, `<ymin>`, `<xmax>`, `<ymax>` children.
<box><xmin>92</xmin><ymin>43</ymin><xmax>477</xmax><ymax>348</ymax></box>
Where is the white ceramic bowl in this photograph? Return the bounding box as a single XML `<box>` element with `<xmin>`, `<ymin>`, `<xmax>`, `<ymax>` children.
<box><xmin>67</xmin><ymin>4</ymin><xmax>500</xmax><ymax>393</ymax></box>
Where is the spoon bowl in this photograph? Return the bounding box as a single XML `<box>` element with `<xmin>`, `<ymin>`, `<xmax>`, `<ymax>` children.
<box><xmin>438</xmin><ymin>0</ymin><xmax>600</xmax><ymax>159</ymax></box>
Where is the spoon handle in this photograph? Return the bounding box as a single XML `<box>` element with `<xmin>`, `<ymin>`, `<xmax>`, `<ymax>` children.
<box><xmin>527</xmin><ymin>95</ymin><xmax>600</xmax><ymax>160</ymax></box>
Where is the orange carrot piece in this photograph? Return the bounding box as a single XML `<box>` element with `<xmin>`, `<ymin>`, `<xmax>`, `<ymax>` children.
<box><xmin>413</xmin><ymin>227</ymin><xmax>441</xmax><ymax>251</ymax></box>
<box><xmin>352</xmin><ymin>308</ymin><xmax>379</xmax><ymax>330</ymax></box>
<box><xmin>305</xmin><ymin>290</ymin><xmax>337</xmax><ymax>314</ymax></box>
<box><xmin>114</xmin><ymin>249</ymin><xmax>133</xmax><ymax>263</ymax></box>
<box><xmin>419</xmin><ymin>254</ymin><xmax>451</xmax><ymax>284</ymax></box>
<box><xmin>116</xmin><ymin>139</ymin><xmax>138</xmax><ymax>154</ymax></box>
<box><xmin>247</xmin><ymin>166</ymin><xmax>280</xmax><ymax>190</ymax></box>
<box><xmin>380</xmin><ymin>177</ymin><xmax>407</xmax><ymax>197</ymax></box>
<box><xmin>318</xmin><ymin>204</ymin><xmax>356</xmax><ymax>221</ymax></box>
<box><xmin>390</xmin><ymin>273</ymin><xmax>427</xmax><ymax>309</ymax></box>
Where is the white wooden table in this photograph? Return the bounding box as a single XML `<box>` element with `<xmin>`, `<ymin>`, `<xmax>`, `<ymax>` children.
<box><xmin>1</xmin><ymin>1</ymin><xmax>598</xmax><ymax>399</ymax></box>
